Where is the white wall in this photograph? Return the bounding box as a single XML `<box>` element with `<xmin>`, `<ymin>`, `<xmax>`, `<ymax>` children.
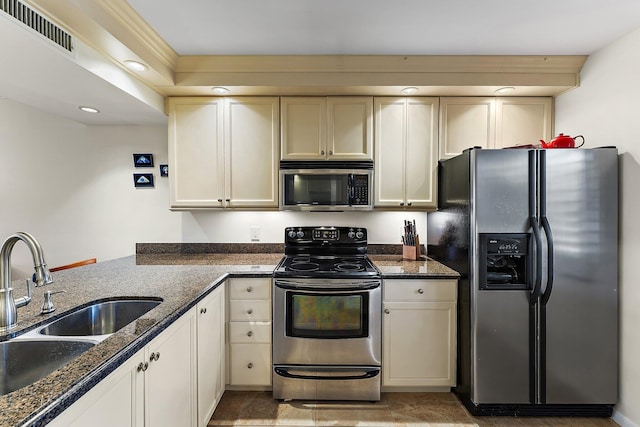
<box><xmin>1</xmin><ymin>99</ymin><xmax>424</xmax><ymax>277</ymax></box>
<box><xmin>555</xmin><ymin>27</ymin><xmax>640</xmax><ymax>427</ymax></box>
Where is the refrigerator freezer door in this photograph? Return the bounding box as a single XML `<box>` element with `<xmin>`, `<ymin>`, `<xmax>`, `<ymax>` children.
<box><xmin>542</xmin><ymin>148</ymin><xmax>618</xmax><ymax>404</ymax></box>
<box><xmin>471</xmin><ymin>149</ymin><xmax>533</xmax><ymax>404</ymax></box>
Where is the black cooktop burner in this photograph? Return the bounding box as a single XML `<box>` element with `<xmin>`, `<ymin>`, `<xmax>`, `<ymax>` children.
<box><xmin>274</xmin><ymin>226</ymin><xmax>381</xmax><ymax>279</ymax></box>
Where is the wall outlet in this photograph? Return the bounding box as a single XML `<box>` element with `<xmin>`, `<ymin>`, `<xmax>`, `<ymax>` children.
<box><xmin>250</xmin><ymin>226</ymin><xmax>260</xmax><ymax>241</ymax></box>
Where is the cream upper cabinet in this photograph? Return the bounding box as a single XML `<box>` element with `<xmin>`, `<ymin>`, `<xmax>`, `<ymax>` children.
<box><xmin>382</xmin><ymin>279</ymin><xmax>457</xmax><ymax>388</ymax></box>
<box><xmin>439</xmin><ymin>96</ymin><xmax>553</xmax><ymax>159</ymax></box>
<box><xmin>281</xmin><ymin>96</ymin><xmax>373</xmax><ymax>160</ymax></box>
<box><xmin>439</xmin><ymin>97</ymin><xmax>495</xmax><ymax>159</ymax></box>
<box><xmin>374</xmin><ymin>97</ymin><xmax>439</xmax><ymax>209</ymax></box>
<box><xmin>225</xmin><ymin>97</ymin><xmax>280</xmax><ymax>208</ymax></box>
<box><xmin>168</xmin><ymin>97</ymin><xmax>279</xmax><ymax>209</ymax></box>
<box><xmin>169</xmin><ymin>97</ymin><xmax>225</xmax><ymax>208</ymax></box>
<box><xmin>495</xmin><ymin>97</ymin><xmax>553</xmax><ymax>149</ymax></box>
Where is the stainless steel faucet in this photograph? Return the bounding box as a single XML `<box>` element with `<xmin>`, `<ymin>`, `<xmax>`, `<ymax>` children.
<box><xmin>0</xmin><ymin>232</ymin><xmax>53</xmax><ymax>332</ymax></box>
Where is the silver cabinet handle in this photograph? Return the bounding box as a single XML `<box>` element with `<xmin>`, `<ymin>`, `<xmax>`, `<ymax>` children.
<box><xmin>418</xmin><ymin>288</ymin><xmax>424</xmax><ymax>294</ymax></box>
<box><xmin>246</xmin><ymin>286</ymin><xmax>253</xmax><ymax>293</ymax></box>
<box><xmin>247</xmin><ymin>363</ymin><xmax>254</xmax><ymax>369</ymax></box>
<box><xmin>384</xmin><ymin>309</ymin><xmax>390</xmax><ymax>314</ymax></box>
<box><xmin>200</xmin><ymin>307</ymin><xmax>207</xmax><ymax>314</ymax></box>
<box><xmin>247</xmin><ymin>308</ymin><xmax>253</xmax><ymax>314</ymax></box>
<box><xmin>137</xmin><ymin>362</ymin><xmax>148</xmax><ymax>372</ymax></box>
<box><xmin>247</xmin><ymin>331</ymin><xmax>253</xmax><ymax>337</ymax></box>
<box><xmin>150</xmin><ymin>352</ymin><xmax>160</xmax><ymax>362</ymax></box>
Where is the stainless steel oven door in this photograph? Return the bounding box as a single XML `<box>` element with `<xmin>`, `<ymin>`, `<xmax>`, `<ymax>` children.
<box><xmin>273</xmin><ymin>278</ymin><xmax>381</xmax><ymax>366</ymax></box>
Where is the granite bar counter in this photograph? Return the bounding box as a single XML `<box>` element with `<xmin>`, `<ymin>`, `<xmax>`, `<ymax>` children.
<box><xmin>0</xmin><ymin>248</ymin><xmax>458</xmax><ymax>427</ymax></box>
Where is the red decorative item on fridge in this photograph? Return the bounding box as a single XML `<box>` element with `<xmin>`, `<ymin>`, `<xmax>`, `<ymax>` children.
<box><xmin>539</xmin><ymin>133</ymin><xmax>585</xmax><ymax>149</ymax></box>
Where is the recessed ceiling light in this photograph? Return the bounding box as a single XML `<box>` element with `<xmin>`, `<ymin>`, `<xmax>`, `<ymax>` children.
<box><xmin>495</xmin><ymin>86</ymin><xmax>515</xmax><ymax>94</ymax></box>
<box><xmin>401</xmin><ymin>87</ymin><xmax>418</xmax><ymax>95</ymax></box>
<box><xmin>212</xmin><ymin>86</ymin><xmax>230</xmax><ymax>95</ymax></box>
<box><xmin>79</xmin><ymin>106</ymin><xmax>100</xmax><ymax>114</ymax></box>
<box><xmin>124</xmin><ymin>60</ymin><xmax>148</xmax><ymax>72</ymax></box>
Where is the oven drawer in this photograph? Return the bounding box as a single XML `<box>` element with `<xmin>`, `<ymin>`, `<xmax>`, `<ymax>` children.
<box><xmin>383</xmin><ymin>279</ymin><xmax>457</xmax><ymax>302</ymax></box>
<box><xmin>230</xmin><ymin>343</ymin><xmax>272</xmax><ymax>386</ymax></box>
<box><xmin>272</xmin><ymin>365</ymin><xmax>381</xmax><ymax>401</ymax></box>
<box><xmin>228</xmin><ymin>278</ymin><xmax>271</xmax><ymax>300</ymax></box>
<box><xmin>229</xmin><ymin>300</ymin><xmax>272</xmax><ymax>321</ymax></box>
<box><xmin>229</xmin><ymin>321</ymin><xmax>271</xmax><ymax>343</ymax></box>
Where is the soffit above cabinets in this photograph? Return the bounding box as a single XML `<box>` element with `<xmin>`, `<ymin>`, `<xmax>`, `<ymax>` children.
<box><xmin>25</xmin><ymin>0</ymin><xmax>587</xmax><ymax>99</ymax></box>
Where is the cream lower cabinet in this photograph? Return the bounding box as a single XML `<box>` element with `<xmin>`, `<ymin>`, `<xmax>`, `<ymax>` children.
<box><xmin>226</xmin><ymin>277</ymin><xmax>272</xmax><ymax>387</ymax></box>
<box><xmin>280</xmin><ymin>96</ymin><xmax>373</xmax><ymax>160</ymax></box>
<box><xmin>439</xmin><ymin>97</ymin><xmax>553</xmax><ymax>159</ymax></box>
<box><xmin>197</xmin><ymin>284</ymin><xmax>226</xmax><ymax>427</ymax></box>
<box><xmin>382</xmin><ymin>279</ymin><xmax>457</xmax><ymax>388</ymax></box>
<box><xmin>49</xmin><ymin>307</ymin><xmax>197</xmax><ymax>427</ymax></box>
<box><xmin>168</xmin><ymin>97</ymin><xmax>279</xmax><ymax>209</ymax></box>
<box><xmin>374</xmin><ymin>97</ymin><xmax>439</xmax><ymax>209</ymax></box>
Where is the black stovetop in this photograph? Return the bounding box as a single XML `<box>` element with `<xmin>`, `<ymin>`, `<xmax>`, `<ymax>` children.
<box><xmin>273</xmin><ymin>226</ymin><xmax>381</xmax><ymax>279</ymax></box>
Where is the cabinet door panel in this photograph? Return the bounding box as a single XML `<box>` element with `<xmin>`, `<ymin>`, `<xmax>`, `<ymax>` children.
<box><xmin>328</xmin><ymin>97</ymin><xmax>373</xmax><ymax>160</ymax></box>
<box><xmin>281</xmin><ymin>97</ymin><xmax>325</xmax><ymax>160</ymax></box>
<box><xmin>146</xmin><ymin>310</ymin><xmax>196</xmax><ymax>427</ymax></box>
<box><xmin>439</xmin><ymin>97</ymin><xmax>495</xmax><ymax>159</ymax></box>
<box><xmin>383</xmin><ymin>302</ymin><xmax>456</xmax><ymax>387</ymax></box>
<box><xmin>406</xmin><ymin>98</ymin><xmax>438</xmax><ymax>208</ymax></box>
<box><xmin>226</xmin><ymin>97</ymin><xmax>279</xmax><ymax>207</ymax></box>
<box><xmin>495</xmin><ymin>97</ymin><xmax>553</xmax><ymax>148</ymax></box>
<box><xmin>168</xmin><ymin>98</ymin><xmax>224</xmax><ymax>208</ymax></box>
<box><xmin>374</xmin><ymin>97</ymin><xmax>405</xmax><ymax>207</ymax></box>
<box><xmin>197</xmin><ymin>286</ymin><xmax>225</xmax><ymax>427</ymax></box>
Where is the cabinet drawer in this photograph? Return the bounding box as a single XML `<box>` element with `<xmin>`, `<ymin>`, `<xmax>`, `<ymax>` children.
<box><xmin>228</xmin><ymin>278</ymin><xmax>271</xmax><ymax>300</ymax></box>
<box><xmin>229</xmin><ymin>343</ymin><xmax>272</xmax><ymax>386</ymax></box>
<box><xmin>229</xmin><ymin>300</ymin><xmax>272</xmax><ymax>321</ymax></box>
<box><xmin>384</xmin><ymin>279</ymin><xmax>457</xmax><ymax>302</ymax></box>
<box><xmin>229</xmin><ymin>321</ymin><xmax>271</xmax><ymax>343</ymax></box>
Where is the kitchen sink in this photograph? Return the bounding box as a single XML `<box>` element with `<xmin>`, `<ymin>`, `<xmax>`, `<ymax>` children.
<box><xmin>0</xmin><ymin>339</ymin><xmax>95</xmax><ymax>396</ymax></box>
<box><xmin>38</xmin><ymin>298</ymin><xmax>162</xmax><ymax>337</ymax></box>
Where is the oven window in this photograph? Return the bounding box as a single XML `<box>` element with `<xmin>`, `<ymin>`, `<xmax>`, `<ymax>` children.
<box><xmin>286</xmin><ymin>292</ymin><xmax>368</xmax><ymax>339</ymax></box>
<box><xmin>283</xmin><ymin>174</ymin><xmax>349</xmax><ymax>206</ymax></box>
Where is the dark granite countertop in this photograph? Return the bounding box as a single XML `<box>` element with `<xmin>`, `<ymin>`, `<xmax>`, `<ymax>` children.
<box><xmin>0</xmin><ymin>250</ymin><xmax>458</xmax><ymax>427</ymax></box>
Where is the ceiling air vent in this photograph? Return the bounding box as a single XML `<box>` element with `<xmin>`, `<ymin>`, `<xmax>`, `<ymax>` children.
<box><xmin>0</xmin><ymin>0</ymin><xmax>73</xmax><ymax>53</ymax></box>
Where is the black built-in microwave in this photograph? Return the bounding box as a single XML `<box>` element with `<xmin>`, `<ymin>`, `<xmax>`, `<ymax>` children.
<box><xmin>279</xmin><ymin>161</ymin><xmax>373</xmax><ymax>211</ymax></box>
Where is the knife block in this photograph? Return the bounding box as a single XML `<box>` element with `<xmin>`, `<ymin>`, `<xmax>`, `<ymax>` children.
<box><xmin>402</xmin><ymin>235</ymin><xmax>421</xmax><ymax>260</ymax></box>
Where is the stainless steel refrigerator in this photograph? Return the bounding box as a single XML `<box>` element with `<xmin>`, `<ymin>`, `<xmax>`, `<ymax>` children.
<box><xmin>427</xmin><ymin>147</ymin><xmax>618</xmax><ymax>417</ymax></box>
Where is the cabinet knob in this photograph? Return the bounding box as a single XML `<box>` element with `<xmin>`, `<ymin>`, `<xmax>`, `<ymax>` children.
<box><xmin>137</xmin><ymin>362</ymin><xmax>148</xmax><ymax>372</ymax></box>
<box><xmin>400</xmin><ymin>202</ymin><xmax>405</xmax><ymax>206</ymax></box>
<box><xmin>217</xmin><ymin>198</ymin><xmax>223</xmax><ymax>203</ymax></box>
<box><xmin>418</xmin><ymin>288</ymin><xmax>424</xmax><ymax>294</ymax></box>
<box><xmin>384</xmin><ymin>309</ymin><xmax>390</xmax><ymax>314</ymax></box>
<box><xmin>247</xmin><ymin>308</ymin><xmax>253</xmax><ymax>315</ymax></box>
<box><xmin>408</xmin><ymin>201</ymin><xmax>413</xmax><ymax>206</ymax></box>
<box><xmin>225</xmin><ymin>198</ymin><xmax>231</xmax><ymax>202</ymax></box>
<box><xmin>247</xmin><ymin>363</ymin><xmax>254</xmax><ymax>369</ymax></box>
<box><xmin>200</xmin><ymin>307</ymin><xmax>207</xmax><ymax>314</ymax></box>
<box><xmin>329</xmin><ymin>150</ymin><xmax>333</xmax><ymax>155</ymax></box>
<box><xmin>247</xmin><ymin>331</ymin><xmax>253</xmax><ymax>337</ymax></box>
<box><xmin>321</xmin><ymin>150</ymin><xmax>325</xmax><ymax>155</ymax></box>
<box><xmin>150</xmin><ymin>352</ymin><xmax>160</xmax><ymax>362</ymax></box>
<box><xmin>246</xmin><ymin>286</ymin><xmax>253</xmax><ymax>293</ymax></box>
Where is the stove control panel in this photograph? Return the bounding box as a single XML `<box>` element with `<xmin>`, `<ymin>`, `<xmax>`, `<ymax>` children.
<box><xmin>313</xmin><ymin>228</ymin><xmax>339</xmax><ymax>240</ymax></box>
<box><xmin>284</xmin><ymin>226</ymin><xmax>367</xmax><ymax>245</ymax></box>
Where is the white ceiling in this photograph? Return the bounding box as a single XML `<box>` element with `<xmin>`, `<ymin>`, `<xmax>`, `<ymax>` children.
<box><xmin>128</xmin><ymin>0</ymin><xmax>640</xmax><ymax>56</ymax></box>
<box><xmin>3</xmin><ymin>0</ymin><xmax>640</xmax><ymax>125</ymax></box>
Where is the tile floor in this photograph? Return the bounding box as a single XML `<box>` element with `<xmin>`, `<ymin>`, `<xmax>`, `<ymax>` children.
<box><xmin>208</xmin><ymin>391</ymin><xmax>619</xmax><ymax>427</ymax></box>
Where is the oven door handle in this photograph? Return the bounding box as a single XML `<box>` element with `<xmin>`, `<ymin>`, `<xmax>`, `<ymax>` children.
<box><xmin>274</xmin><ymin>367</ymin><xmax>380</xmax><ymax>381</ymax></box>
<box><xmin>274</xmin><ymin>279</ymin><xmax>381</xmax><ymax>291</ymax></box>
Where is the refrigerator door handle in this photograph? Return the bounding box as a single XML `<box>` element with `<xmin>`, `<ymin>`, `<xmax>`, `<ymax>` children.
<box><xmin>529</xmin><ymin>216</ymin><xmax>543</xmax><ymax>302</ymax></box>
<box><xmin>540</xmin><ymin>216</ymin><xmax>554</xmax><ymax>305</ymax></box>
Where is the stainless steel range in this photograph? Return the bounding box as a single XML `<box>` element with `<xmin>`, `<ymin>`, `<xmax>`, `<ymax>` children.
<box><xmin>272</xmin><ymin>226</ymin><xmax>382</xmax><ymax>401</ymax></box>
